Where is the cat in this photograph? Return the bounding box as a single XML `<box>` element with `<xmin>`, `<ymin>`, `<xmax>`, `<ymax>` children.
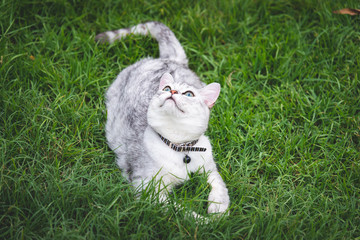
<box><xmin>96</xmin><ymin>21</ymin><xmax>230</xmax><ymax>216</ymax></box>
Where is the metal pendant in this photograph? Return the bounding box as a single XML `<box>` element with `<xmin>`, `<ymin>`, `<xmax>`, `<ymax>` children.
<box><xmin>183</xmin><ymin>155</ymin><xmax>191</xmax><ymax>164</ymax></box>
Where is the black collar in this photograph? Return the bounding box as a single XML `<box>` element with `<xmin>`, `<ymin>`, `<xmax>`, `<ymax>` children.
<box><xmin>158</xmin><ymin>133</ymin><xmax>206</xmax><ymax>152</ymax></box>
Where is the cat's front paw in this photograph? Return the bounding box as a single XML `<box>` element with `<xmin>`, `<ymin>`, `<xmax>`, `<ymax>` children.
<box><xmin>208</xmin><ymin>201</ymin><xmax>229</xmax><ymax>214</ymax></box>
<box><xmin>207</xmin><ymin>190</ymin><xmax>230</xmax><ymax>214</ymax></box>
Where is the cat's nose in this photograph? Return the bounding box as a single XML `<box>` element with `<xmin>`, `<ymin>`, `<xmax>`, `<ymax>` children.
<box><xmin>170</xmin><ymin>90</ymin><xmax>178</xmax><ymax>95</ymax></box>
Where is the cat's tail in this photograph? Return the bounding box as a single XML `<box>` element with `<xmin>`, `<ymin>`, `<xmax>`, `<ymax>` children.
<box><xmin>95</xmin><ymin>21</ymin><xmax>188</xmax><ymax>65</ymax></box>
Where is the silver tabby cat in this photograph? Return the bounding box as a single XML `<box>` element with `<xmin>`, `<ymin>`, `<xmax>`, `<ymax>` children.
<box><xmin>96</xmin><ymin>22</ymin><xmax>229</xmax><ymax>216</ymax></box>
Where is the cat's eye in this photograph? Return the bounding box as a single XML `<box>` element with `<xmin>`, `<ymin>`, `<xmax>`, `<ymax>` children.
<box><xmin>183</xmin><ymin>91</ymin><xmax>195</xmax><ymax>97</ymax></box>
<box><xmin>163</xmin><ymin>86</ymin><xmax>171</xmax><ymax>92</ymax></box>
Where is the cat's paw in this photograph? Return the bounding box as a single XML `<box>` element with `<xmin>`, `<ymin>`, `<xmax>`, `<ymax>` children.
<box><xmin>207</xmin><ymin>190</ymin><xmax>230</xmax><ymax>214</ymax></box>
<box><xmin>208</xmin><ymin>201</ymin><xmax>229</xmax><ymax>214</ymax></box>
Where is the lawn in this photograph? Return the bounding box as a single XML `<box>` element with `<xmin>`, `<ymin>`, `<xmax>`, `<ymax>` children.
<box><xmin>1</xmin><ymin>0</ymin><xmax>359</xmax><ymax>239</ymax></box>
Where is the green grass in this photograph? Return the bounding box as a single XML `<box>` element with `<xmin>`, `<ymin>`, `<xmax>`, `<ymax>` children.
<box><xmin>1</xmin><ymin>0</ymin><xmax>359</xmax><ymax>239</ymax></box>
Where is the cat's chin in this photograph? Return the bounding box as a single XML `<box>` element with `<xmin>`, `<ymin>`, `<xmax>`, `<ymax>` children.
<box><xmin>149</xmin><ymin>126</ymin><xmax>203</xmax><ymax>143</ymax></box>
<box><xmin>148</xmin><ymin>106</ymin><xmax>209</xmax><ymax>143</ymax></box>
<box><xmin>147</xmin><ymin>108</ymin><xmax>208</xmax><ymax>143</ymax></box>
<box><xmin>161</xmin><ymin>97</ymin><xmax>185</xmax><ymax>113</ymax></box>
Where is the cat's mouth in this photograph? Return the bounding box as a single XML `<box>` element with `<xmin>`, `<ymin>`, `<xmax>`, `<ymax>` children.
<box><xmin>163</xmin><ymin>97</ymin><xmax>185</xmax><ymax>113</ymax></box>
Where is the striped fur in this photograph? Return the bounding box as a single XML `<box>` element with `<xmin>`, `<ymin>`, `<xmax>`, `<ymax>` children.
<box><xmin>95</xmin><ymin>21</ymin><xmax>188</xmax><ymax>65</ymax></box>
<box><xmin>99</xmin><ymin>22</ymin><xmax>229</xmax><ymax>219</ymax></box>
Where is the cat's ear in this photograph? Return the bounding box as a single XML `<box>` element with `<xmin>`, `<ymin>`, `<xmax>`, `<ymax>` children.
<box><xmin>159</xmin><ymin>73</ymin><xmax>174</xmax><ymax>90</ymax></box>
<box><xmin>199</xmin><ymin>83</ymin><xmax>221</xmax><ymax>108</ymax></box>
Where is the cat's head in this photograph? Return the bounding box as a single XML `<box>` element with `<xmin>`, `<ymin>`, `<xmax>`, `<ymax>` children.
<box><xmin>147</xmin><ymin>73</ymin><xmax>220</xmax><ymax>143</ymax></box>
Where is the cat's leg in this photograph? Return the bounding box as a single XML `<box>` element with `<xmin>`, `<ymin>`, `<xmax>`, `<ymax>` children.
<box><xmin>132</xmin><ymin>176</ymin><xmax>209</xmax><ymax>222</ymax></box>
<box><xmin>131</xmin><ymin>175</ymin><xmax>171</xmax><ymax>203</ymax></box>
<box><xmin>206</xmin><ymin>170</ymin><xmax>230</xmax><ymax>214</ymax></box>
